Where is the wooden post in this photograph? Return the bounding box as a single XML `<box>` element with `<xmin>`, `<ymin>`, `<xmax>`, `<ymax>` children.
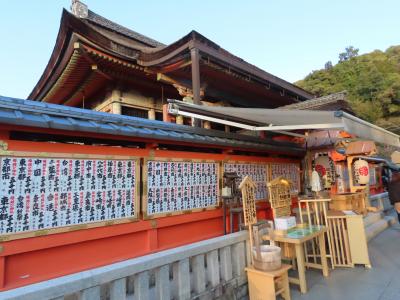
<box><xmin>191</xmin><ymin>48</ymin><xmax>201</xmax><ymax>105</ymax></box>
<box><xmin>176</xmin><ymin>115</ymin><xmax>184</xmax><ymax>125</ymax></box>
<box><xmin>191</xmin><ymin>47</ymin><xmax>201</xmax><ymax>127</ymax></box>
<box><xmin>203</xmin><ymin>120</ymin><xmax>211</xmax><ymax>129</ymax></box>
<box><xmin>112</xmin><ymin>102</ymin><xmax>121</xmax><ymax>115</ymax></box>
<box><xmin>318</xmin><ymin>233</ymin><xmax>329</xmax><ymax>277</ymax></box>
<box><xmin>239</xmin><ymin>176</ymin><xmax>258</xmax><ymax>265</ymax></box>
<box><xmin>294</xmin><ymin>244</ymin><xmax>307</xmax><ymax>294</ymax></box>
<box><xmin>0</xmin><ymin>256</ymin><xmax>4</xmax><ymax>289</ymax></box>
<box><xmin>162</xmin><ymin>104</ymin><xmax>172</xmax><ymax>122</ymax></box>
<box><xmin>148</xmin><ymin>109</ymin><xmax>156</xmax><ymax>120</ymax></box>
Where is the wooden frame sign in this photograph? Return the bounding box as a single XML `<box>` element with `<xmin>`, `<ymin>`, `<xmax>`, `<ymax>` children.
<box><xmin>143</xmin><ymin>158</ymin><xmax>220</xmax><ymax>218</ymax></box>
<box><xmin>0</xmin><ymin>151</ymin><xmax>140</xmax><ymax>240</ymax></box>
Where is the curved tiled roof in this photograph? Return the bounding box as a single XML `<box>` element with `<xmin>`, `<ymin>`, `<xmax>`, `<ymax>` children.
<box><xmin>86</xmin><ymin>10</ymin><xmax>165</xmax><ymax>48</ymax></box>
<box><xmin>280</xmin><ymin>91</ymin><xmax>348</xmax><ymax>110</ymax></box>
<box><xmin>0</xmin><ymin>95</ymin><xmax>304</xmax><ymax>156</ymax></box>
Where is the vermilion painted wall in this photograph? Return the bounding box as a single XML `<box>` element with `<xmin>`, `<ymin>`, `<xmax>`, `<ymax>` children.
<box><xmin>0</xmin><ymin>127</ymin><xmax>300</xmax><ymax>291</ymax></box>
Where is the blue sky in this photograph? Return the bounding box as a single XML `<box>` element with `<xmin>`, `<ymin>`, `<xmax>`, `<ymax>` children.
<box><xmin>0</xmin><ymin>0</ymin><xmax>399</xmax><ymax>99</ymax></box>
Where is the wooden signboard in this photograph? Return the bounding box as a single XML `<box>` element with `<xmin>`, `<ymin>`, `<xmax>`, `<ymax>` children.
<box><xmin>270</xmin><ymin>163</ymin><xmax>300</xmax><ymax>193</ymax></box>
<box><xmin>336</xmin><ymin>163</ymin><xmax>349</xmax><ymax>194</ymax></box>
<box><xmin>143</xmin><ymin>159</ymin><xmax>219</xmax><ymax>218</ymax></box>
<box><xmin>224</xmin><ymin>162</ymin><xmax>268</xmax><ymax>200</ymax></box>
<box><xmin>0</xmin><ymin>152</ymin><xmax>140</xmax><ymax>240</ymax></box>
<box><xmin>239</xmin><ymin>176</ymin><xmax>257</xmax><ymax>227</ymax></box>
<box><xmin>239</xmin><ymin>176</ymin><xmax>258</xmax><ymax>265</ymax></box>
<box><xmin>369</xmin><ymin>165</ymin><xmax>377</xmax><ymax>186</ymax></box>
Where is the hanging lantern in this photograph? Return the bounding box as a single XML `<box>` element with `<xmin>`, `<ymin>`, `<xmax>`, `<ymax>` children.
<box><xmin>311</xmin><ymin>169</ymin><xmax>322</xmax><ymax>192</ymax></box>
<box><xmin>354</xmin><ymin>159</ymin><xmax>370</xmax><ymax>185</ymax></box>
<box><xmin>314</xmin><ymin>154</ymin><xmax>335</xmax><ymax>188</ymax></box>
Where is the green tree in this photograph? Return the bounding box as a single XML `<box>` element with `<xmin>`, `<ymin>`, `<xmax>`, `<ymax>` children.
<box><xmin>338</xmin><ymin>46</ymin><xmax>359</xmax><ymax>62</ymax></box>
<box><xmin>325</xmin><ymin>61</ymin><xmax>333</xmax><ymax>70</ymax></box>
<box><xmin>295</xmin><ymin>45</ymin><xmax>400</xmax><ymax>133</ymax></box>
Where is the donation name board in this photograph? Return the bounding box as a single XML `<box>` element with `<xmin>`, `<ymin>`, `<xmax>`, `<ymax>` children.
<box><xmin>224</xmin><ymin>162</ymin><xmax>268</xmax><ymax>200</ymax></box>
<box><xmin>0</xmin><ymin>156</ymin><xmax>138</xmax><ymax>235</ymax></box>
<box><xmin>145</xmin><ymin>160</ymin><xmax>219</xmax><ymax>217</ymax></box>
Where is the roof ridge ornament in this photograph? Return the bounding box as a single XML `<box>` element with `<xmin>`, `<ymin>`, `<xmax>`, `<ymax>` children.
<box><xmin>71</xmin><ymin>0</ymin><xmax>88</xmax><ymax>19</ymax></box>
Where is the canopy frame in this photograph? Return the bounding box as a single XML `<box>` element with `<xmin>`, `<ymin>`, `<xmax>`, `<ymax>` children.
<box><xmin>168</xmin><ymin>100</ymin><xmax>400</xmax><ymax>147</ymax></box>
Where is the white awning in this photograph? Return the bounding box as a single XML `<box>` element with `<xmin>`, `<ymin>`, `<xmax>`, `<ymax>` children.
<box><xmin>168</xmin><ymin>100</ymin><xmax>400</xmax><ymax>147</ymax></box>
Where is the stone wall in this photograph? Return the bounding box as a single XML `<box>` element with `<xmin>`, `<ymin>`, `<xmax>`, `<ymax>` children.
<box><xmin>2</xmin><ymin>231</ymin><xmax>250</xmax><ymax>300</ymax></box>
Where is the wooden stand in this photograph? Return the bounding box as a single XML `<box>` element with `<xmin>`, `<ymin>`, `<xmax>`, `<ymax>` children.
<box><xmin>267</xmin><ymin>176</ymin><xmax>293</xmax><ymax>219</ymax></box>
<box><xmin>298</xmin><ymin>197</ymin><xmax>334</xmax><ymax>268</ymax></box>
<box><xmin>246</xmin><ymin>264</ymin><xmax>291</xmax><ymax>300</ymax></box>
<box><xmin>327</xmin><ymin>210</ymin><xmax>371</xmax><ymax>268</ymax></box>
<box><xmin>222</xmin><ymin>172</ymin><xmax>241</xmax><ymax>234</ymax></box>
<box><xmin>262</xmin><ymin>226</ymin><xmax>329</xmax><ymax>294</ymax></box>
<box><xmin>330</xmin><ymin>192</ymin><xmax>367</xmax><ymax>215</ymax></box>
<box><xmin>267</xmin><ymin>177</ymin><xmax>296</xmax><ymax>259</ymax></box>
<box><xmin>240</xmin><ymin>176</ymin><xmax>292</xmax><ymax>300</ymax></box>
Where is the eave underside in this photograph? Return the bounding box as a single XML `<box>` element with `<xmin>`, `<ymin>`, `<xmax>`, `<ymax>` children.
<box><xmin>37</xmin><ymin>40</ymin><xmax>306</xmax><ymax>108</ymax></box>
<box><xmin>29</xmin><ymin>9</ymin><xmax>314</xmax><ymax>107</ymax></box>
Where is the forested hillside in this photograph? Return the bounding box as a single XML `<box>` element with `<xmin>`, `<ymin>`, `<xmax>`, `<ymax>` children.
<box><xmin>295</xmin><ymin>46</ymin><xmax>400</xmax><ymax>133</ymax></box>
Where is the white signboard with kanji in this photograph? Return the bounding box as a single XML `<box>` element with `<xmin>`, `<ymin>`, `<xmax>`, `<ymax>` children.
<box><xmin>0</xmin><ymin>157</ymin><xmax>138</xmax><ymax>235</ymax></box>
<box><xmin>145</xmin><ymin>160</ymin><xmax>219</xmax><ymax>217</ymax></box>
<box><xmin>224</xmin><ymin>163</ymin><xmax>268</xmax><ymax>200</ymax></box>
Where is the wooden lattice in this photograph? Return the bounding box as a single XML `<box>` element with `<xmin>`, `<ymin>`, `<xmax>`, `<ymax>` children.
<box><xmin>272</xmin><ymin>206</ymin><xmax>292</xmax><ymax>219</ymax></box>
<box><xmin>239</xmin><ymin>176</ymin><xmax>258</xmax><ymax>265</ymax></box>
<box><xmin>239</xmin><ymin>176</ymin><xmax>257</xmax><ymax>226</ymax></box>
<box><xmin>267</xmin><ymin>176</ymin><xmax>292</xmax><ymax>209</ymax></box>
<box><xmin>267</xmin><ymin>176</ymin><xmax>294</xmax><ymax>219</ymax></box>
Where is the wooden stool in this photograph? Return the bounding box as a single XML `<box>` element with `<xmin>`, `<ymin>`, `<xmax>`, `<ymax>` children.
<box><xmin>246</xmin><ymin>264</ymin><xmax>291</xmax><ymax>300</ymax></box>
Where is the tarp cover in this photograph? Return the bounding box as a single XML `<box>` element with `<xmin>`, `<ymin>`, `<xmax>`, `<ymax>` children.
<box><xmin>169</xmin><ymin>100</ymin><xmax>400</xmax><ymax>147</ymax></box>
<box><xmin>170</xmin><ymin>102</ymin><xmax>340</xmax><ymax>125</ymax></box>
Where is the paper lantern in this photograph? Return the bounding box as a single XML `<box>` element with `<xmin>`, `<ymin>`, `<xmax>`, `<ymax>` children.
<box><xmin>354</xmin><ymin>159</ymin><xmax>370</xmax><ymax>185</ymax></box>
<box><xmin>311</xmin><ymin>170</ymin><xmax>322</xmax><ymax>192</ymax></box>
<box><xmin>314</xmin><ymin>154</ymin><xmax>335</xmax><ymax>188</ymax></box>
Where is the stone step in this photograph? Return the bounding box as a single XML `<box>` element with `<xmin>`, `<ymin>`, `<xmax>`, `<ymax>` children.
<box><xmin>383</xmin><ymin>215</ymin><xmax>398</xmax><ymax>226</ymax></box>
<box><xmin>363</xmin><ymin>211</ymin><xmax>383</xmax><ymax>228</ymax></box>
<box><xmin>365</xmin><ymin>219</ymin><xmax>389</xmax><ymax>241</ymax></box>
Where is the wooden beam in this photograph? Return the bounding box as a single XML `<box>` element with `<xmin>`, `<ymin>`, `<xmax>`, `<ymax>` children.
<box><xmin>151</xmin><ymin>59</ymin><xmax>192</xmax><ymax>74</ymax></box>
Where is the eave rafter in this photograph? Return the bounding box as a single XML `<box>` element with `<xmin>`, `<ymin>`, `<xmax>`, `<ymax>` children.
<box><xmin>42</xmin><ymin>48</ymin><xmax>81</xmax><ymax>102</ymax></box>
<box><xmin>41</xmin><ymin>41</ymin><xmax>155</xmax><ymax>105</ymax></box>
<box><xmin>81</xmin><ymin>43</ymin><xmax>144</xmax><ymax>71</ymax></box>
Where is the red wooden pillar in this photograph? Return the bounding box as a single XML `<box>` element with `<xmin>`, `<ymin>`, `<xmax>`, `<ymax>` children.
<box><xmin>163</xmin><ymin>104</ymin><xmax>173</xmax><ymax>123</ymax></box>
<box><xmin>0</xmin><ymin>256</ymin><xmax>5</xmax><ymax>289</ymax></box>
<box><xmin>147</xmin><ymin>224</ymin><xmax>158</xmax><ymax>251</ymax></box>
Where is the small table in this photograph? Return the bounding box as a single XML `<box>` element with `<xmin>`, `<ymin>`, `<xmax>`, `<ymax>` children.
<box><xmin>262</xmin><ymin>225</ymin><xmax>329</xmax><ymax>294</ymax></box>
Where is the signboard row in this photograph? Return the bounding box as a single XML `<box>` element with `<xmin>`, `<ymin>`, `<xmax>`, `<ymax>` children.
<box><xmin>0</xmin><ymin>154</ymin><xmax>300</xmax><ymax>237</ymax></box>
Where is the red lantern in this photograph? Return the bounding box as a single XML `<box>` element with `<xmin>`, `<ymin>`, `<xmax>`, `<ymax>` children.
<box><xmin>314</xmin><ymin>155</ymin><xmax>335</xmax><ymax>188</ymax></box>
